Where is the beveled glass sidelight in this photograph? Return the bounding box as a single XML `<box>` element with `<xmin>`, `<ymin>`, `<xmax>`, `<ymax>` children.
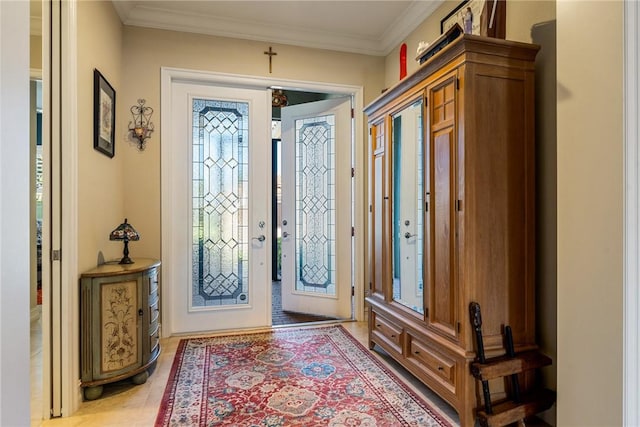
<box><xmin>391</xmin><ymin>99</ymin><xmax>424</xmax><ymax>314</ymax></box>
<box><xmin>294</xmin><ymin>114</ymin><xmax>336</xmax><ymax>296</ymax></box>
<box><xmin>191</xmin><ymin>98</ymin><xmax>249</xmax><ymax>308</ymax></box>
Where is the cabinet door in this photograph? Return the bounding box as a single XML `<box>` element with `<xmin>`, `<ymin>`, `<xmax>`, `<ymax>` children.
<box><xmin>426</xmin><ymin>72</ymin><xmax>459</xmax><ymax>341</ymax></box>
<box><xmin>92</xmin><ymin>273</ymin><xmax>143</xmax><ymax>380</ymax></box>
<box><xmin>370</xmin><ymin>120</ymin><xmax>389</xmax><ymax>299</ymax></box>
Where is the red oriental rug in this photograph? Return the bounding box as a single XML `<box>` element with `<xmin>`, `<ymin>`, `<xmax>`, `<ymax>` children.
<box><xmin>155</xmin><ymin>325</ymin><xmax>454</xmax><ymax>426</ymax></box>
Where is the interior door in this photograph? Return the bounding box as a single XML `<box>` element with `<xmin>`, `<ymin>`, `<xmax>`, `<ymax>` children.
<box><xmin>168</xmin><ymin>82</ymin><xmax>271</xmax><ymax>334</ymax></box>
<box><xmin>280</xmin><ymin>97</ymin><xmax>352</xmax><ymax>319</ymax></box>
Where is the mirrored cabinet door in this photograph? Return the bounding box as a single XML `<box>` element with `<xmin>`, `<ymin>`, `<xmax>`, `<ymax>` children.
<box><xmin>391</xmin><ymin>99</ymin><xmax>424</xmax><ymax>315</ymax></box>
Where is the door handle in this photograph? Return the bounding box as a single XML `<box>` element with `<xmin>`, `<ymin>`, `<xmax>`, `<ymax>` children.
<box><xmin>404</xmin><ymin>232</ymin><xmax>416</xmax><ymax>239</ymax></box>
<box><xmin>252</xmin><ymin>235</ymin><xmax>266</xmax><ymax>242</ymax></box>
<box><xmin>282</xmin><ymin>231</ymin><xmax>290</xmax><ymax>238</ymax></box>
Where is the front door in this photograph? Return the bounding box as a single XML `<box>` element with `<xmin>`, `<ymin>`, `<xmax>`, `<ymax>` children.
<box><xmin>280</xmin><ymin>98</ymin><xmax>352</xmax><ymax>319</ymax></box>
<box><xmin>168</xmin><ymin>81</ymin><xmax>271</xmax><ymax>334</ymax></box>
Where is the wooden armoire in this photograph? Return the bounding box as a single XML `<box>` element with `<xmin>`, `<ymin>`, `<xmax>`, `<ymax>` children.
<box><xmin>365</xmin><ymin>34</ymin><xmax>539</xmax><ymax>426</ymax></box>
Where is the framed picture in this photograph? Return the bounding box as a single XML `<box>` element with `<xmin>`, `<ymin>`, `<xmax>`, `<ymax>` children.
<box><xmin>93</xmin><ymin>69</ymin><xmax>116</xmax><ymax>158</ymax></box>
<box><xmin>440</xmin><ymin>0</ymin><xmax>506</xmax><ymax>39</ymax></box>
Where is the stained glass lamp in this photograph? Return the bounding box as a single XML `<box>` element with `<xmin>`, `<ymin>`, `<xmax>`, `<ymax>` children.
<box><xmin>109</xmin><ymin>218</ymin><xmax>140</xmax><ymax>264</ymax></box>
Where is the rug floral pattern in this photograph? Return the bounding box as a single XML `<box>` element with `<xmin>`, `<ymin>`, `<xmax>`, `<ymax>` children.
<box><xmin>156</xmin><ymin>325</ymin><xmax>453</xmax><ymax>426</ymax></box>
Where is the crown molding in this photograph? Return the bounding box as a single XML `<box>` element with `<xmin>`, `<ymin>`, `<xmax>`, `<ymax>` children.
<box><xmin>113</xmin><ymin>1</ymin><xmax>443</xmax><ymax>57</ymax></box>
<box><xmin>379</xmin><ymin>0</ymin><xmax>443</xmax><ymax>55</ymax></box>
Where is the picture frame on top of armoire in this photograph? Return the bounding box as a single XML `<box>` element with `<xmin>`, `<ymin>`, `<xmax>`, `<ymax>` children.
<box><xmin>93</xmin><ymin>69</ymin><xmax>116</xmax><ymax>158</ymax></box>
<box><xmin>440</xmin><ymin>0</ymin><xmax>506</xmax><ymax>39</ymax></box>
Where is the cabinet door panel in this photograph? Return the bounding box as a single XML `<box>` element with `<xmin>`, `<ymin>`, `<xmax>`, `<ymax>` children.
<box><xmin>427</xmin><ymin>76</ymin><xmax>458</xmax><ymax>340</ymax></box>
<box><xmin>96</xmin><ymin>278</ymin><xmax>142</xmax><ymax>379</ymax></box>
<box><xmin>371</xmin><ymin>122</ymin><xmax>387</xmax><ymax>297</ymax></box>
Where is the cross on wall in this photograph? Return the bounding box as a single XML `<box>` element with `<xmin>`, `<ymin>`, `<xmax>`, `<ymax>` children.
<box><xmin>264</xmin><ymin>46</ymin><xmax>277</xmax><ymax>73</ymax></box>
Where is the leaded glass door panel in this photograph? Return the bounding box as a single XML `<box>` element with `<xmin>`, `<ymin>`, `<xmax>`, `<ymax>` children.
<box><xmin>168</xmin><ymin>82</ymin><xmax>271</xmax><ymax>334</ymax></box>
<box><xmin>280</xmin><ymin>98</ymin><xmax>352</xmax><ymax>319</ymax></box>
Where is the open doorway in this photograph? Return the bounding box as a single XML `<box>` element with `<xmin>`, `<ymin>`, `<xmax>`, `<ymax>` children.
<box><xmin>28</xmin><ymin>4</ymin><xmax>45</xmax><ymax>425</ymax></box>
<box><xmin>30</xmin><ymin>77</ymin><xmax>44</xmax><ymax>426</ymax></box>
<box><xmin>161</xmin><ymin>68</ymin><xmax>366</xmax><ymax>336</ymax></box>
<box><xmin>270</xmin><ymin>89</ymin><xmax>353</xmax><ymax>326</ymax></box>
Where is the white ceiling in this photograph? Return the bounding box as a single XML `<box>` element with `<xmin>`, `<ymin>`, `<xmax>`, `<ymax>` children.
<box><xmin>111</xmin><ymin>1</ymin><xmax>444</xmax><ymax>56</ymax></box>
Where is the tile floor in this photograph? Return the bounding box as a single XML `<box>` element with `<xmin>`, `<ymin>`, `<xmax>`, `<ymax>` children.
<box><xmin>32</xmin><ymin>320</ymin><xmax>462</xmax><ymax>426</ymax></box>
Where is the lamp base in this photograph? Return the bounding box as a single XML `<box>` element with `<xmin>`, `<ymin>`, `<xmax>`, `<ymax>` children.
<box><xmin>119</xmin><ymin>240</ymin><xmax>134</xmax><ymax>264</ymax></box>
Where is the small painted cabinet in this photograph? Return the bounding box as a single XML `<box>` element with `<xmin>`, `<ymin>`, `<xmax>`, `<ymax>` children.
<box><xmin>80</xmin><ymin>258</ymin><xmax>161</xmax><ymax>400</ymax></box>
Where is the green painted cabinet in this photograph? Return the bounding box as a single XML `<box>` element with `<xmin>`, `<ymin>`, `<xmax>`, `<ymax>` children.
<box><xmin>79</xmin><ymin>258</ymin><xmax>161</xmax><ymax>400</ymax></box>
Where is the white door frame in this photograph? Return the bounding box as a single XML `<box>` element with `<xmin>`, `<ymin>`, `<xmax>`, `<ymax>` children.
<box><xmin>161</xmin><ymin>67</ymin><xmax>365</xmax><ymax>337</ymax></box>
<box><xmin>43</xmin><ymin>0</ymin><xmax>80</xmax><ymax>418</ymax></box>
<box><xmin>624</xmin><ymin>1</ymin><xmax>640</xmax><ymax>424</ymax></box>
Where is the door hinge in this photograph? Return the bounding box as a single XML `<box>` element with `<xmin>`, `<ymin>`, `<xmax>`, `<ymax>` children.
<box><xmin>456</xmin><ymin>199</ymin><xmax>463</xmax><ymax>211</ymax></box>
<box><xmin>351</xmin><ymin>226</ymin><xmax>355</xmax><ymax>237</ymax></box>
<box><xmin>351</xmin><ymin>108</ymin><xmax>354</xmax><ymax>119</ymax></box>
<box><xmin>369</xmin><ymin>128</ymin><xmax>372</xmax><ymax>135</ymax></box>
<box><xmin>425</xmin><ymin>307</ymin><xmax>429</xmax><ymax>317</ymax></box>
<box><xmin>351</xmin><ymin>286</ymin><xmax>355</xmax><ymax>296</ymax></box>
<box><xmin>369</xmin><ymin>204</ymin><xmax>372</xmax><ymax>213</ymax></box>
<box><xmin>351</xmin><ymin>167</ymin><xmax>355</xmax><ymax>178</ymax></box>
<box><xmin>456</xmin><ymin>78</ymin><xmax>460</xmax><ymax>90</ymax></box>
<box><xmin>425</xmin><ymin>201</ymin><xmax>429</xmax><ymax>211</ymax></box>
<box><xmin>51</xmin><ymin>249</ymin><xmax>62</xmax><ymax>261</ymax></box>
<box><xmin>457</xmin><ymin>322</ymin><xmax>461</xmax><ymax>333</ymax></box>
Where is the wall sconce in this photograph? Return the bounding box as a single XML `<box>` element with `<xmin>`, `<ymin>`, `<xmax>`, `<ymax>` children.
<box><xmin>109</xmin><ymin>218</ymin><xmax>140</xmax><ymax>264</ymax></box>
<box><xmin>128</xmin><ymin>99</ymin><xmax>154</xmax><ymax>150</ymax></box>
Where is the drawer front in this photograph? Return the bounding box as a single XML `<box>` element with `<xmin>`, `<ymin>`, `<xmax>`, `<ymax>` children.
<box><xmin>147</xmin><ymin>268</ymin><xmax>159</xmax><ymax>297</ymax></box>
<box><xmin>371</xmin><ymin>311</ymin><xmax>403</xmax><ymax>353</ymax></box>
<box><xmin>149</xmin><ymin>323</ymin><xmax>160</xmax><ymax>356</ymax></box>
<box><xmin>149</xmin><ymin>297</ymin><xmax>160</xmax><ymax>329</ymax></box>
<box><xmin>407</xmin><ymin>334</ymin><xmax>456</xmax><ymax>390</ymax></box>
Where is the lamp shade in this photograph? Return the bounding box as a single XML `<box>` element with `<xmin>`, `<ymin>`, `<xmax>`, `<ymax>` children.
<box><xmin>109</xmin><ymin>218</ymin><xmax>140</xmax><ymax>264</ymax></box>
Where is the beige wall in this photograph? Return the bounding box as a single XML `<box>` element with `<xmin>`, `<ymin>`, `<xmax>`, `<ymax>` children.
<box><xmin>383</xmin><ymin>0</ymin><xmax>454</xmax><ymax>88</ymax></box>
<box><xmin>76</xmin><ymin>0</ymin><xmax>124</xmax><ymax>272</ymax></box>
<box><xmin>384</xmin><ymin>1</ymin><xmax>556</xmax><ymax>88</ymax></box>
<box><xmin>30</xmin><ymin>35</ymin><xmax>41</xmax><ymax>71</ymax></box>
<box><xmin>119</xmin><ymin>26</ymin><xmax>385</xmax><ymax>259</ymax></box>
<box><xmin>557</xmin><ymin>1</ymin><xmax>623</xmax><ymax>425</ymax></box>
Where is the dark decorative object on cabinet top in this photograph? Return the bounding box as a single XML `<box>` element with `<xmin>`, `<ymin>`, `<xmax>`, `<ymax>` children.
<box><xmin>440</xmin><ymin>0</ymin><xmax>506</xmax><ymax>39</ymax></box>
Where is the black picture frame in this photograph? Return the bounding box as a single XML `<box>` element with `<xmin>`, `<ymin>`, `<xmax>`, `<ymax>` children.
<box><xmin>441</xmin><ymin>0</ymin><xmax>472</xmax><ymax>34</ymax></box>
<box><xmin>93</xmin><ymin>69</ymin><xmax>116</xmax><ymax>158</ymax></box>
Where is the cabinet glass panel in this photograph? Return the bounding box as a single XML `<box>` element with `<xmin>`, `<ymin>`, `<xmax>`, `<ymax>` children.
<box><xmin>391</xmin><ymin>100</ymin><xmax>424</xmax><ymax>314</ymax></box>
